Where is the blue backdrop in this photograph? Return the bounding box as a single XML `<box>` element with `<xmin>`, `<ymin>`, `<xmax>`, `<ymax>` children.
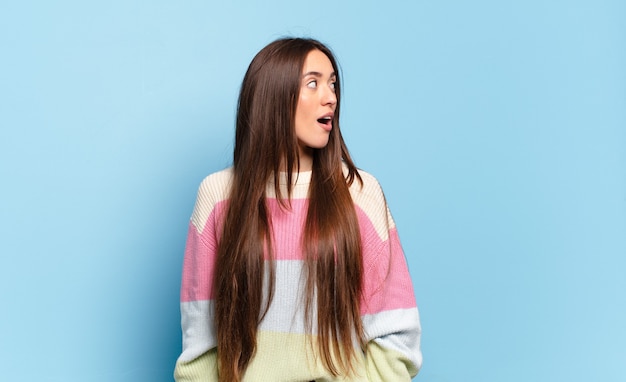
<box><xmin>1</xmin><ymin>1</ymin><xmax>624</xmax><ymax>381</ymax></box>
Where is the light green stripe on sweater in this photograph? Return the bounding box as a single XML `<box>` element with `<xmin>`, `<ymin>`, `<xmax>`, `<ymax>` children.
<box><xmin>174</xmin><ymin>331</ymin><xmax>416</xmax><ymax>381</ymax></box>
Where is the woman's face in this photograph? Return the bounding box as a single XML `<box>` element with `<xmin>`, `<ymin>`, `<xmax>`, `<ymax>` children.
<box><xmin>294</xmin><ymin>49</ymin><xmax>337</xmax><ymax>163</ymax></box>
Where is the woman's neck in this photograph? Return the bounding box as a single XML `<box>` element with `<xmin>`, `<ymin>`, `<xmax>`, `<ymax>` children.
<box><xmin>297</xmin><ymin>146</ymin><xmax>313</xmax><ymax>171</ymax></box>
<box><xmin>280</xmin><ymin>147</ymin><xmax>313</xmax><ymax>172</ymax></box>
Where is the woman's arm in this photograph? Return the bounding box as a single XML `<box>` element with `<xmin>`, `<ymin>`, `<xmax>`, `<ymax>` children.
<box><xmin>174</xmin><ymin>171</ymin><xmax>231</xmax><ymax>381</ymax></box>
<box><xmin>352</xmin><ymin>171</ymin><xmax>422</xmax><ymax>381</ymax></box>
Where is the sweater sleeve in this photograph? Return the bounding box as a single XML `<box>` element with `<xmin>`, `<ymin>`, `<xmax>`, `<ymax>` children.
<box><xmin>353</xmin><ymin>173</ymin><xmax>423</xmax><ymax>381</ymax></box>
<box><xmin>174</xmin><ymin>172</ymin><xmax>230</xmax><ymax>381</ymax></box>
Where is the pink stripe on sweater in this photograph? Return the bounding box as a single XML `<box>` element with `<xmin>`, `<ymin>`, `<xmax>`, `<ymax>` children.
<box><xmin>180</xmin><ymin>198</ymin><xmax>306</xmax><ymax>302</ymax></box>
<box><xmin>181</xmin><ymin>197</ymin><xmax>415</xmax><ymax>313</ymax></box>
<box><xmin>180</xmin><ymin>221</ymin><xmax>216</xmax><ymax>302</ymax></box>
<box><xmin>359</xmin><ymin>228</ymin><xmax>417</xmax><ymax>314</ymax></box>
<box><xmin>266</xmin><ymin>199</ymin><xmax>307</xmax><ymax>260</ymax></box>
<box><xmin>180</xmin><ymin>200</ymin><xmax>226</xmax><ymax>302</ymax></box>
<box><xmin>356</xmin><ymin>205</ymin><xmax>416</xmax><ymax>314</ymax></box>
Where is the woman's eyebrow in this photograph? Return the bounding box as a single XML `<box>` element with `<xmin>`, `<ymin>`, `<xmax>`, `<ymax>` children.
<box><xmin>303</xmin><ymin>71</ymin><xmax>337</xmax><ymax>78</ymax></box>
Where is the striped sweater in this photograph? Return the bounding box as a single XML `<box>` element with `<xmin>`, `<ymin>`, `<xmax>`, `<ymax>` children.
<box><xmin>174</xmin><ymin>167</ymin><xmax>422</xmax><ymax>381</ymax></box>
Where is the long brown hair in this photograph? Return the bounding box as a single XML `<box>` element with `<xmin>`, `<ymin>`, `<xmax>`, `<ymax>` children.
<box><xmin>213</xmin><ymin>37</ymin><xmax>365</xmax><ymax>381</ymax></box>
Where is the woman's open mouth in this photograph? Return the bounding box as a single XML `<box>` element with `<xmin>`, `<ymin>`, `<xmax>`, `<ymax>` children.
<box><xmin>317</xmin><ymin>115</ymin><xmax>333</xmax><ymax>131</ymax></box>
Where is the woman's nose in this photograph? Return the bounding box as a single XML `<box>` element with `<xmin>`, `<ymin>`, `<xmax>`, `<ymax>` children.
<box><xmin>322</xmin><ymin>85</ymin><xmax>337</xmax><ymax>106</ymax></box>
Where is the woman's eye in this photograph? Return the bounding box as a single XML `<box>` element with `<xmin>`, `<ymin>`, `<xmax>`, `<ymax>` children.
<box><xmin>330</xmin><ymin>82</ymin><xmax>336</xmax><ymax>90</ymax></box>
<box><xmin>307</xmin><ymin>80</ymin><xmax>317</xmax><ymax>89</ymax></box>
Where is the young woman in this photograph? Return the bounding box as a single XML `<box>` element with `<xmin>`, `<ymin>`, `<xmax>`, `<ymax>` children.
<box><xmin>174</xmin><ymin>37</ymin><xmax>422</xmax><ymax>381</ymax></box>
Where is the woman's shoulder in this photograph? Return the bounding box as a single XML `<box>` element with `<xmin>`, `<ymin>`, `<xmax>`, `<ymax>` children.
<box><xmin>349</xmin><ymin>167</ymin><xmax>388</xmax><ymax>212</ymax></box>
<box><xmin>350</xmin><ymin>168</ymin><xmax>386</xmax><ymax>200</ymax></box>
<box><xmin>349</xmin><ymin>167</ymin><xmax>396</xmax><ymax>235</ymax></box>
<box><xmin>189</xmin><ymin>167</ymin><xmax>233</xmax><ymax>231</ymax></box>
<box><xmin>198</xmin><ymin>167</ymin><xmax>234</xmax><ymax>193</ymax></box>
<box><xmin>194</xmin><ymin>167</ymin><xmax>233</xmax><ymax>209</ymax></box>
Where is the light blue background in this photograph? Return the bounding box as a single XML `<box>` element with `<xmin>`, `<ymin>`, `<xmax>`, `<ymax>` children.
<box><xmin>1</xmin><ymin>1</ymin><xmax>624</xmax><ymax>381</ymax></box>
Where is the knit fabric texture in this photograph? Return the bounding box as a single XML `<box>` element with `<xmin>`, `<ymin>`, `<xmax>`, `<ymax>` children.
<box><xmin>174</xmin><ymin>167</ymin><xmax>422</xmax><ymax>381</ymax></box>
